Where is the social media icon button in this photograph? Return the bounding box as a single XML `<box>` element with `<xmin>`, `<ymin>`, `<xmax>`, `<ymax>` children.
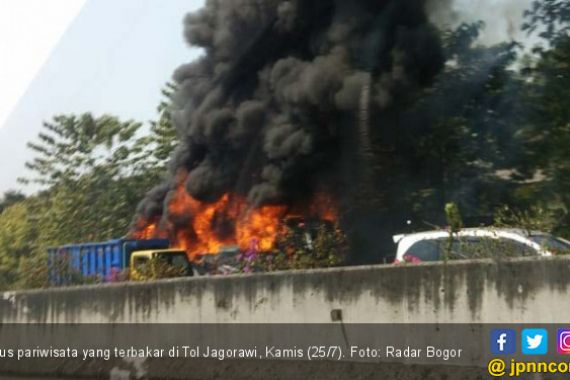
<box><xmin>557</xmin><ymin>329</ymin><xmax>570</xmax><ymax>354</ymax></box>
<box><xmin>491</xmin><ymin>329</ymin><xmax>516</xmax><ymax>355</ymax></box>
<box><xmin>522</xmin><ymin>329</ymin><xmax>548</xmax><ymax>355</ymax></box>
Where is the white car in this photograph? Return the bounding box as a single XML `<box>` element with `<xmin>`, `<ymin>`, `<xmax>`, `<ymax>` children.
<box><xmin>393</xmin><ymin>228</ymin><xmax>570</xmax><ymax>264</ymax></box>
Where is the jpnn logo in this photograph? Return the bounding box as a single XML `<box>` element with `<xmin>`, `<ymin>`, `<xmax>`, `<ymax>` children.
<box><xmin>522</xmin><ymin>329</ymin><xmax>548</xmax><ymax>355</ymax></box>
<box><xmin>491</xmin><ymin>329</ymin><xmax>516</xmax><ymax>355</ymax></box>
<box><xmin>557</xmin><ymin>329</ymin><xmax>570</xmax><ymax>354</ymax></box>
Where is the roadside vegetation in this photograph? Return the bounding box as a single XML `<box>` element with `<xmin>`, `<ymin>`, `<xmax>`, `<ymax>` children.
<box><xmin>236</xmin><ymin>223</ymin><xmax>348</xmax><ymax>273</ymax></box>
<box><xmin>0</xmin><ymin>84</ymin><xmax>177</xmax><ymax>289</ymax></box>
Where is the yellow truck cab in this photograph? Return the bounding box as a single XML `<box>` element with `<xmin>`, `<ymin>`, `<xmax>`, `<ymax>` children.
<box><xmin>129</xmin><ymin>249</ymin><xmax>192</xmax><ymax>281</ymax></box>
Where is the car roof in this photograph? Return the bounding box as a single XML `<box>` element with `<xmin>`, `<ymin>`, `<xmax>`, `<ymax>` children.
<box><xmin>393</xmin><ymin>227</ymin><xmax>546</xmax><ymax>243</ymax></box>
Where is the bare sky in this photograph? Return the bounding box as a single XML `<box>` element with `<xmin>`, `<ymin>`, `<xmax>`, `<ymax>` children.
<box><xmin>0</xmin><ymin>0</ymin><xmax>86</xmax><ymax>130</ymax></box>
<box><xmin>0</xmin><ymin>0</ymin><xmax>204</xmax><ymax>194</ymax></box>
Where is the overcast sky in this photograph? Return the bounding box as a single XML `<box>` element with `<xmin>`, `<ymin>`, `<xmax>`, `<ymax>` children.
<box><xmin>0</xmin><ymin>0</ymin><xmax>203</xmax><ymax>194</ymax></box>
<box><xmin>0</xmin><ymin>0</ymin><xmax>86</xmax><ymax>130</ymax></box>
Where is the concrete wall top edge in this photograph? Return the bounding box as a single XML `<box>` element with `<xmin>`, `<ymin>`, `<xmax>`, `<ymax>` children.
<box><xmin>1</xmin><ymin>255</ymin><xmax>566</xmax><ymax>298</ymax></box>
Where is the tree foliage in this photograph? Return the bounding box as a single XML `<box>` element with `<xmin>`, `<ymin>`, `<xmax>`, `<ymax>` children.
<box><xmin>0</xmin><ymin>191</ymin><xmax>25</xmax><ymax>214</ymax></box>
<box><xmin>0</xmin><ymin>85</ymin><xmax>177</xmax><ymax>289</ymax></box>
<box><xmin>516</xmin><ymin>0</ymin><xmax>570</xmax><ymax>235</ymax></box>
<box><xmin>523</xmin><ymin>0</ymin><xmax>570</xmax><ymax>43</ymax></box>
<box><xmin>399</xmin><ymin>22</ymin><xmax>524</xmax><ymax>225</ymax></box>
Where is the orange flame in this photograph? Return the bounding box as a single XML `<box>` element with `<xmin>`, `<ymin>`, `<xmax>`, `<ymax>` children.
<box><xmin>133</xmin><ymin>177</ymin><xmax>338</xmax><ymax>261</ymax></box>
<box><xmin>236</xmin><ymin>205</ymin><xmax>287</xmax><ymax>252</ymax></box>
<box><xmin>133</xmin><ymin>219</ymin><xmax>162</xmax><ymax>240</ymax></box>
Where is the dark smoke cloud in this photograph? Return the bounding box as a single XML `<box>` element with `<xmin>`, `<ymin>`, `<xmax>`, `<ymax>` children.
<box><xmin>133</xmin><ymin>183</ymin><xmax>171</xmax><ymax>226</ymax></box>
<box><xmin>134</xmin><ymin>0</ymin><xmax>445</xmax><ymax>251</ymax></box>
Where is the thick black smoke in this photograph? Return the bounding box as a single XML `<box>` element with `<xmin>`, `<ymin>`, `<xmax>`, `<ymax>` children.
<box><xmin>134</xmin><ymin>0</ymin><xmax>445</xmax><ymax>261</ymax></box>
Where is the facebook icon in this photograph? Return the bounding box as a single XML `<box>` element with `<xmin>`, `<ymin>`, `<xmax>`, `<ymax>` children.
<box><xmin>491</xmin><ymin>329</ymin><xmax>516</xmax><ymax>355</ymax></box>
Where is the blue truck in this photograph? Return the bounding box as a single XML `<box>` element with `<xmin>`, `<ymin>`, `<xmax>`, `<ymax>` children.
<box><xmin>48</xmin><ymin>238</ymin><xmax>192</xmax><ymax>284</ymax></box>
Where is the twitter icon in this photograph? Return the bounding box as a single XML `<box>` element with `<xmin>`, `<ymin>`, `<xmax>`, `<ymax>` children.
<box><xmin>522</xmin><ymin>329</ymin><xmax>548</xmax><ymax>355</ymax></box>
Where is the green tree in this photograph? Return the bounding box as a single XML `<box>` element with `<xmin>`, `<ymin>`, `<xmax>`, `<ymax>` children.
<box><xmin>130</xmin><ymin>82</ymin><xmax>178</xmax><ymax>176</ymax></box>
<box><xmin>399</xmin><ymin>22</ymin><xmax>525</xmax><ymax>227</ymax></box>
<box><xmin>19</xmin><ymin>113</ymin><xmax>142</xmax><ymax>187</ymax></box>
<box><xmin>0</xmin><ymin>191</ymin><xmax>25</xmax><ymax>214</ymax></box>
<box><xmin>523</xmin><ymin>0</ymin><xmax>570</xmax><ymax>43</ymax></box>
<box><xmin>0</xmin><ymin>84</ymin><xmax>178</xmax><ymax>290</ymax></box>
<box><xmin>0</xmin><ymin>201</ymin><xmax>39</xmax><ymax>288</ymax></box>
<box><xmin>517</xmin><ymin>1</ymin><xmax>570</xmax><ymax>236</ymax></box>
<box><xmin>18</xmin><ymin>114</ymin><xmax>147</xmax><ymax>242</ymax></box>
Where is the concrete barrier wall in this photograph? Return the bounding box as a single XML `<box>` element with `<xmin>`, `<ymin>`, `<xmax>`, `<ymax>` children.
<box><xmin>0</xmin><ymin>357</ymin><xmax>490</xmax><ymax>380</ymax></box>
<box><xmin>1</xmin><ymin>256</ymin><xmax>569</xmax><ymax>323</ymax></box>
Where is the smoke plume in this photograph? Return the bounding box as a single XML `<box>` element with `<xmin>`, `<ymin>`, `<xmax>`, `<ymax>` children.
<box><xmin>133</xmin><ymin>0</ymin><xmax>445</xmax><ymax>262</ymax></box>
